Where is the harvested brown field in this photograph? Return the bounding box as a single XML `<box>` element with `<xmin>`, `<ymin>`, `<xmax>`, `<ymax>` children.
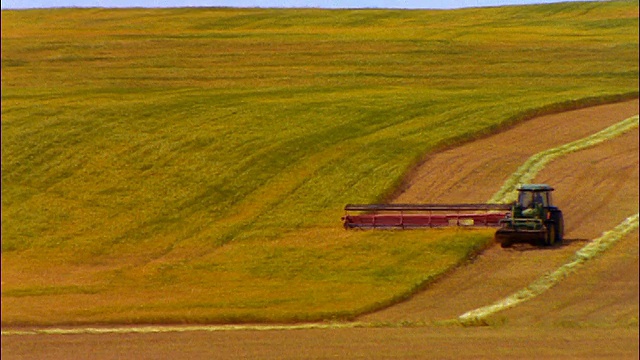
<box><xmin>360</xmin><ymin>99</ymin><xmax>639</xmax><ymax>324</ymax></box>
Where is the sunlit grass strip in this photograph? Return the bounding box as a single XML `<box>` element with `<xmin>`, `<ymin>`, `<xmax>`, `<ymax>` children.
<box><xmin>1</xmin><ymin>322</ymin><xmax>374</xmax><ymax>336</ymax></box>
<box><xmin>458</xmin><ymin>212</ymin><xmax>640</xmax><ymax>326</ymax></box>
<box><xmin>1</xmin><ymin>319</ymin><xmax>452</xmax><ymax>335</ymax></box>
<box><xmin>489</xmin><ymin>115</ymin><xmax>639</xmax><ymax>204</ymax></box>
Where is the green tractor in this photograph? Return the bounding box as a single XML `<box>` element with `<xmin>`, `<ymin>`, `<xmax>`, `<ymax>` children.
<box><xmin>495</xmin><ymin>184</ymin><xmax>564</xmax><ymax>248</ymax></box>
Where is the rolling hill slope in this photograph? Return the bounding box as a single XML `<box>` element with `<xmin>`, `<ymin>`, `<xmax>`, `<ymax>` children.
<box><xmin>2</xmin><ymin>95</ymin><xmax>638</xmax><ymax>360</ymax></box>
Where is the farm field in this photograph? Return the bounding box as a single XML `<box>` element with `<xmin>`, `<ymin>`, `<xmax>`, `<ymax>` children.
<box><xmin>3</xmin><ymin>327</ymin><xmax>638</xmax><ymax>360</ymax></box>
<box><xmin>2</xmin><ymin>94</ymin><xmax>637</xmax><ymax>360</ymax></box>
<box><xmin>360</xmin><ymin>99</ymin><xmax>639</xmax><ymax>325</ymax></box>
<box><xmin>1</xmin><ymin>0</ymin><xmax>639</xmax><ymax>329</ymax></box>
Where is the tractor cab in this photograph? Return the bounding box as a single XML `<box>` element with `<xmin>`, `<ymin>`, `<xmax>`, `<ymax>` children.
<box><xmin>515</xmin><ymin>184</ymin><xmax>554</xmax><ymax>219</ymax></box>
<box><xmin>495</xmin><ymin>184</ymin><xmax>564</xmax><ymax>248</ymax></box>
<box><xmin>517</xmin><ymin>184</ymin><xmax>553</xmax><ymax>208</ymax></box>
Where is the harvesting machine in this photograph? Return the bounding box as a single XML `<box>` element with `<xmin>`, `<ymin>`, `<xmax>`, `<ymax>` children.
<box><xmin>494</xmin><ymin>184</ymin><xmax>564</xmax><ymax>248</ymax></box>
<box><xmin>342</xmin><ymin>184</ymin><xmax>564</xmax><ymax>248</ymax></box>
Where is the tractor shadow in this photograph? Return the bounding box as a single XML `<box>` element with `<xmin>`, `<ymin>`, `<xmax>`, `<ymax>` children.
<box><xmin>506</xmin><ymin>238</ymin><xmax>590</xmax><ymax>252</ymax></box>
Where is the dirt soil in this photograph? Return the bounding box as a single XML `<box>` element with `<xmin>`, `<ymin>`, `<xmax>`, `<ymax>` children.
<box><xmin>360</xmin><ymin>100</ymin><xmax>640</xmax><ymax>324</ymax></box>
<box><xmin>2</xmin><ymin>99</ymin><xmax>638</xmax><ymax>359</ymax></box>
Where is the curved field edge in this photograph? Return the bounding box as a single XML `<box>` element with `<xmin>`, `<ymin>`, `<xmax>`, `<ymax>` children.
<box><xmin>4</xmin><ymin>111</ymin><xmax>638</xmax><ymax>334</ymax></box>
<box><xmin>2</xmin><ymin>104</ymin><xmax>636</xmax><ymax>327</ymax></box>
<box><xmin>2</xmin><ymin>214</ymin><xmax>637</xmax><ymax>335</ymax></box>
<box><xmin>0</xmin><ymin>228</ymin><xmax>496</xmax><ymax>325</ymax></box>
<box><xmin>1</xmin><ymin>2</ymin><xmax>639</xmax><ymax>325</ymax></box>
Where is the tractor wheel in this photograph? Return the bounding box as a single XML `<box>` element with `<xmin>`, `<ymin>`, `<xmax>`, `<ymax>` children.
<box><xmin>545</xmin><ymin>223</ymin><xmax>556</xmax><ymax>247</ymax></box>
<box><xmin>555</xmin><ymin>214</ymin><xmax>564</xmax><ymax>245</ymax></box>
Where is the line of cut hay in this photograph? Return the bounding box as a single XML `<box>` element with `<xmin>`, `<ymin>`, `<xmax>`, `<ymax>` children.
<box><xmin>460</xmin><ymin>114</ymin><xmax>640</xmax><ymax>325</ymax></box>
<box><xmin>1</xmin><ymin>322</ymin><xmax>367</xmax><ymax>336</ymax></box>
<box><xmin>489</xmin><ymin>115</ymin><xmax>639</xmax><ymax>204</ymax></box>
<box><xmin>458</xmin><ymin>212</ymin><xmax>639</xmax><ymax>326</ymax></box>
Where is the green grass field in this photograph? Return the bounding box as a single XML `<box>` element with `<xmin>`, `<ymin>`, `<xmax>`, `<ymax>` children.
<box><xmin>1</xmin><ymin>1</ymin><xmax>638</xmax><ymax>325</ymax></box>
